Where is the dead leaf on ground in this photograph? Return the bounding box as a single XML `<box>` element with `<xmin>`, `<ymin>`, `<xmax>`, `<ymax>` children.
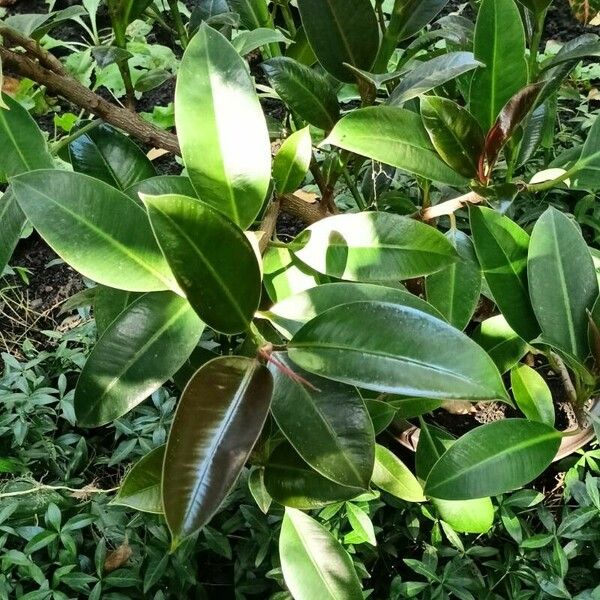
<box><xmin>104</xmin><ymin>542</ymin><xmax>133</xmax><ymax>572</ymax></box>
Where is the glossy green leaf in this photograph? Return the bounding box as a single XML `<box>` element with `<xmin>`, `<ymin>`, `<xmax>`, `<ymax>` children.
<box><xmin>125</xmin><ymin>176</ymin><xmax>197</xmax><ymax>203</ymax></box>
<box><xmin>389</xmin><ymin>52</ymin><xmax>482</xmax><ymax>105</ymax></box>
<box><xmin>263</xmin><ymin>246</ymin><xmax>321</xmax><ymax>304</ymax></box>
<box><xmin>248</xmin><ymin>467</ymin><xmax>272</xmax><ymax>514</ymax></box>
<box><xmin>232</xmin><ymin>28</ymin><xmax>289</xmax><ymax>56</ymax></box>
<box><xmin>472</xmin><ymin>315</ymin><xmax>528</xmax><ymax>374</ymax></box>
<box><xmin>389</xmin><ymin>396</ymin><xmax>443</xmax><ymax>419</ymax></box>
<box><xmin>265</xmin><ymin>442</ymin><xmax>363</xmax><ymax>509</ymax></box>
<box><xmin>469</xmin><ymin>0</ymin><xmax>528</xmax><ymax>130</ymax></box>
<box><xmin>69</xmin><ymin>124</ymin><xmax>155</xmax><ymax>191</ymax></box>
<box><xmin>426</xmin><ymin>230</ymin><xmax>481</xmax><ymax>330</ymax></box>
<box><xmin>511</xmin><ymin>364</ymin><xmax>555</xmax><ymax>426</ymax></box>
<box><xmin>470</xmin><ymin>206</ymin><xmax>540</xmax><ymax>342</ymax></box>
<box><xmin>425</xmin><ymin>419</ymin><xmax>561</xmax><ymax>499</ymax></box>
<box><xmin>263</xmin><ymin>281</ymin><xmax>444</xmax><ymax>339</ymax></box>
<box><xmin>143</xmin><ymin>193</ymin><xmax>262</xmax><ymax>334</ymax></box>
<box><xmin>297</xmin><ymin>0</ymin><xmax>379</xmax><ymax>82</ymax></box>
<box><xmin>0</xmin><ymin>93</ymin><xmax>54</xmax><ymax>179</ymax></box>
<box><xmin>289</xmin><ymin>301</ymin><xmax>508</xmax><ymax>401</ymax></box>
<box><xmin>112</xmin><ymin>446</ymin><xmax>164</xmax><ymax>514</ymax></box>
<box><xmin>176</xmin><ymin>24</ymin><xmax>271</xmax><ymax>228</ymax></box>
<box><xmin>291</xmin><ymin>212</ymin><xmax>458</xmax><ymax>281</ymax></box>
<box><xmin>273</xmin><ymin>127</ymin><xmax>312</xmax><ymax>194</ymax></box>
<box><xmin>372</xmin><ymin>445</ymin><xmax>425</xmax><ymax>502</ymax></box>
<box><xmin>270</xmin><ymin>352</ymin><xmax>374</xmax><ymax>488</ymax></box>
<box><xmin>93</xmin><ymin>287</ymin><xmax>140</xmax><ymax>336</ymax></box>
<box><xmin>262</xmin><ymin>57</ymin><xmax>340</xmax><ymax>131</ymax></box>
<box><xmin>0</xmin><ymin>62</ymin><xmax>7</xmax><ymax>110</ymax></box>
<box><xmin>365</xmin><ymin>399</ymin><xmax>397</xmax><ymax>434</ymax></box>
<box><xmin>420</xmin><ymin>96</ymin><xmax>485</xmax><ymax>179</ymax></box>
<box><xmin>163</xmin><ymin>356</ymin><xmax>273</xmax><ymax>546</ymax></box>
<box><xmin>280</xmin><ymin>508</ymin><xmax>363</xmax><ymax>600</ymax></box>
<box><xmin>75</xmin><ymin>292</ymin><xmax>204</xmax><ymax>427</ymax></box>
<box><xmin>0</xmin><ymin>190</ymin><xmax>25</xmax><ymax>276</ymax></box>
<box><xmin>325</xmin><ymin>107</ymin><xmax>468</xmax><ymax>185</ymax></box>
<box><xmin>12</xmin><ymin>170</ymin><xmax>178</xmax><ymax>292</ymax></box>
<box><xmin>528</xmin><ymin>207</ymin><xmax>598</xmax><ymax>361</ymax></box>
<box><xmin>571</xmin><ymin>115</ymin><xmax>600</xmax><ymax>190</ymax></box>
<box><xmin>416</xmin><ymin>423</ymin><xmax>493</xmax><ymax>533</ymax></box>
<box><xmin>345</xmin><ymin>502</ymin><xmax>376</xmax><ymax>545</ymax></box>
<box><xmin>173</xmin><ymin>346</ymin><xmax>219</xmax><ymax>391</ymax></box>
<box><xmin>227</xmin><ymin>0</ymin><xmax>271</xmax><ymax>29</ymax></box>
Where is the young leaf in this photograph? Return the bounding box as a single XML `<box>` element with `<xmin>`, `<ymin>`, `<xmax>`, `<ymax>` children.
<box><xmin>288</xmin><ymin>301</ymin><xmax>509</xmax><ymax>401</ymax></box>
<box><xmin>483</xmin><ymin>83</ymin><xmax>543</xmax><ymax>172</ymax></box>
<box><xmin>262</xmin><ymin>57</ymin><xmax>340</xmax><ymax>131</ymax></box>
<box><xmin>176</xmin><ymin>24</ymin><xmax>271</xmax><ymax>229</ymax></box>
<box><xmin>75</xmin><ymin>292</ymin><xmax>204</xmax><ymax>427</ymax></box>
<box><xmin>296</xmin><ymin>0</ymin><xmax>379</xmax><ymax>82</ymax></box>
<box><xmin>227</xmin><ymin>0</ymin><xmax>272</xmax><ymax>29</ymax></box>
<box><xmin>511</xmin><ymin>364</ymin><xmax>555</xmax><ymax>426</ymax></box>
<box><xmin>265</xmin><ymin>442</ymin><xmax>363</xmax><ymax>509</ymax></box>
<box><xmin>248</xmin><ymin>467</ymin><xmax>272</xmax><ymax>514</ymax></box>
<box><xmin>420</xmin><ymin>96</ymin><xmax>485</xmax><ymax>180</ymax></box>
<box><xmin>424</xmin><ymin>419</ymin><xmax>561</xmax><ymax>499</ymax></box>
<box><xmin>270</xmin><ymin>352</ymin><xmax>375</xmax><ymax>489</ymax></box>
<box><xmin>291</xmin><ymin>212</ymin><xmax>459</xmax><ymax>281</ymax></box>
<box><xmin>143</xmin><ymin>193</ymin><xmax>262</xmax><ymax>335</ymax></box>
<box><xmin>388</xmin><ymin>52</ymin><xmax>482</xmax><ymax>105</ymax></box>
<box><xmin>0</xmin><ymin>190</ymin><xmax>26</xmax><ymax>278</ymax></box>
<box><xmin>528</xmin><ymin>207</ymin><xmax>599</xmax><ymax>361</ymax></box>
<box><xmin>426</xmin><ymin>230</ymin><xmax>482</xmax><ymax>330</ymax></box>
<box><xmin>273</xmin><ymin>127</ymin><xmax>312</xmax><ymax>194</ymax></box>
<box><xmin>263</xmin><ymin>281</ymin><xmax>444</xmax><ymax>339</ymax></box>
<box><xmin>163</xmin><ymin>356</ymin><xmax>273</xmax><ymax>547</ymax></box>
<box><xmin>280</xmin><ymin>508</ymin><xmax>363</xmax><ymax>600</ymax></box>
<box><xmin>470</xmin><ymin>206</ymin><xmax>540</xmax><ymax>342</ymax></box>
<box><xmin>112</xmin><ymin>446</ymin><xmax>164</xmax><ymax>514</ymax></box>
<box><xmin>69</xmin><ymin>123</ymin><xmax>155</xmax><ymax>191</ymax></box>
<box><xmin>469</xmin><ymin>0</ymin><xmax>528</xmax><ymax>130</ymax></box>
<box><xmin>372</xmin><ymin>445</ymin><xmax>425</xmax><ymax>502</ymax></box>
<box><xmin>345</xmin><ymin>502</ymin><xmax>376</xmax><ymax>546</ymax></box>
<box><xmin>11</xmin><ymin>170</ymin><xmax>178</xmax><ymax>293</ymax></box>
<box><xmin>571</xmin><ymin>115</ymin><xmax>600</xmax><ymax>190</ymax></box>
<box><xmin>325</xmin><ymin>106</ymin><xmax>468</xmax><ymax>186</ymax></box>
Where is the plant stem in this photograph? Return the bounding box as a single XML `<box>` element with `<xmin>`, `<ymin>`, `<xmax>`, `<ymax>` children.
<box><xmin>373</xmin><ymin>0</ymin><xmax>402</xmax><ymax>72</ymax></box>
<box><xmin>0</xmin><ymin>483</ymin><xmax>118</xmax><ymax>499</ymax></box>
<box><xmin>528</xmin><ymin>10</ymin><xmax>547</xmax><ymax>81</ymax></box>
<box><xmin>167</xmin><ymin>0</ymin><xmax>188</xmax><ymax>49</ymax></box>
<box><xmin>526</xmin><ymin>162</ymin><xmax>582</xmax><ymax>192</ymax></box>
<box><xmin>51</xmin><ymin>118</ymin><xmax>102</xmax><ymax>155</ymax></box>
<box><xmin>343</xmin><ymin>165</ymin><xmax>367</xmax><ymax>210</ymax></box>
<box><xmin>145</xmin><ymin>7</ymin><xmax>178</xmax><ymax>36</ymax></box>
<box><xmin>280</xmin><ymin>2</ymin><xmax>297</xmax><ymax>37</ymax></box>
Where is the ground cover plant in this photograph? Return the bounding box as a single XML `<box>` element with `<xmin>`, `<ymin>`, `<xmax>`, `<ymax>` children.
<box><xmin>1</xmin><ymin>0</ymin><xmax>600</xmax><ymax>597</ymax></box>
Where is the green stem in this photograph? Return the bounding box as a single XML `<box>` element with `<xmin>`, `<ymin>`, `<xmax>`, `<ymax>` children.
<box><xmin>167</xmin><ymin>0</ymin><xmax>188</xmax><ymax>49</ymax></box>
<box><xmin>373</xmin><ymin>0</ymin><xmax>403</xmax><ymax>73</ymax></box>
<box><xmin>528</xmin><ymin>10</ymin><xmax>547</xmax><ymax>81</ymax></box>
<box><xmin>280</xmin><ymin>3</ymin><xmax>297</xmax><ymax>37</ymax></box>
<box><xmin>526</xmin><ymin>162</ymin><xmax>582</xmax><ymax>192</ymax></box>
<box><xmin>343</xmin><ymin>165</ymin><xmax>367</xmax><ymax>210</ymax></box>
<box><xmin>51</xmin><ymin>118</ymin><xmax>102</xmax><ymax>155</ymax></box>
<box><xmin>117</xmin><ymin>60</ymin><xmax>136</xmax><ymax>110</ymax></box>
<box><xmin>145</xmin><ymin>7</ymin><xmax>178</xmax><ymax>36</ymax></box>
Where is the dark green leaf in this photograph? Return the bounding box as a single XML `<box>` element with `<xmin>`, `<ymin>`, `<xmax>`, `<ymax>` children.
<box><xmin>325</xmin><ymin>106</ymin><xmax>468</xmax><ymax>185</ymax></box>
<box><xmin>426</xmin><ymin>230</ymin><xmax>481</xmax><ymax>330</ymax></box>
<box><xmin>265</xmin><ymin>442</ymin><xmax>363</xmax><ymax>508</ymax></box>
<box><xmin>176</xmin><ymin>24</ymin><xmax>271</xmax><ymax>228</ymax></box>
<box><xmin>112</xmin><ymin>446</ymin><xmax>164</xmax><ymax>513</ymax></box>
<box><xmin>263</xmin><ymin>281</ymin><xmax>444</xmax><ymax>339</ymax></box>
<box><xmin>288</xmin><ymin>301</ymin><xmax>508</xmax><ymax>401</ymax></box>
<box><xmin>472</xmin><ymin>315</ymin><xmax>528</xmax><ymax>374</ymax></box>
<box><xmin>163</xmin><ymin>356</ymin><xmax>273</xmax><ymax>546</ymax></box>
<box><xmin>124</xmin><ymin>175</ymin><xmax>197</xmax><ymax>202</ymax></box>
<box><xmin>75</xmin><ymin>292</ymin><xmax>204</xmax><ymax>426</ymax></box>
<box><xmin>297</xmin><ymin>0</ymin><xmax>379</xmax><ymax>82</ymax></box>
<box><xmin>262</xmin><ymin>57</ymin><xmax>340</xmax><ymax>131</ymax></box>
<box><xmin>528</xmin><ymin>207</ymin><xmax>598</xmax><ymax>361</ymax></box>
<box><xmin>470</xmin><ymin>206</ymin><xmax>540</xmax><ymax>341</ymax></box>
<box><xmin>93</xmin><ymin>287</ymin><xmax>140</xmax><ymax>336</ymax></box>
<box><xmin>270</xmin><ymin>352</ymin><xmax>374</xmax><ymax>488</ymax></box>
<box><xmin>291</xmin><ymin>212</ymin><xmax>458</xmax><ymax>281</ymax></box>
<box><xmin>143</xmin><ymin>193</ymin><xmax>262</xmax><ymax>334</ymax></box>
<box><xmin>420</xmin><ymin>96</ymin><xmax>485</xmax><ymax>179</ymax></box>
<box><xmin>425</xmin><ymin>419</ymin><xmax>561</xmax><ymax>499</ymax></box>
<box><xmin>12</xmin><ymin>170</ymin><xmax>178</xmax><ymax>292</ymax></box>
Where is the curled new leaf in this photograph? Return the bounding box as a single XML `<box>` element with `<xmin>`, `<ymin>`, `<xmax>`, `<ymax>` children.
<box><xmin>163</xmin><ymin>356</ymin><xmax>273</xmax><ymax>547</ymax></box>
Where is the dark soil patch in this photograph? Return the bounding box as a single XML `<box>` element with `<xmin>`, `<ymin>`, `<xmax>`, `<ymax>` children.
<box><xmin>0</xmin><ymin>235</ymin><xmax>85</xmax><ymax>357</ymax></box>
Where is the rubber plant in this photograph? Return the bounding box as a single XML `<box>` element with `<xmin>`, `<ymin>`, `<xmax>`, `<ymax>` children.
<box><xmin>2</xmin><ymin>0</ymin><xmax>600</xmax><ymax>597</ymax></box>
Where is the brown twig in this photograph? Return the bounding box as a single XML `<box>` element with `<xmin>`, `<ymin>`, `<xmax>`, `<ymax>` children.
<box><xmin>419</xmin><ymin>191</ymin><xmax>484</xmax><ymax>221</ymax></box>
<box><xmin>257</xmin><ymin>199</ymin><xmax>280</xmax><ymax>254</ymax></box>
<box><xmin>0</xmin><ymin>46</ymin><xmax>180</xmax><ymax>154</ymax></box>
<box><xmin>280</xmin><ymin>193</ymin><xmax>330</xmax><ymax>224</ymax></box>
